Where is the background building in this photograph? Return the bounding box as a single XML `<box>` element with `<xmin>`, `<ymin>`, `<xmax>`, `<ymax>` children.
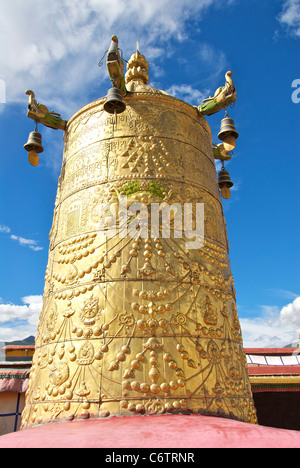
<box><xmin>247</xmin><ymin>346</ymin><xmax>300</xmax><ymax>431</ymax></box>
<box><xmin>0</xmin><ymin>338</ymin><xmax>33</xmax><ymax>435</ymax></box>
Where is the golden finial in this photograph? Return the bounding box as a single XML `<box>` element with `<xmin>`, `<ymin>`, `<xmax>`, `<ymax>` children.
<box><xmin>125</xmin><ymin>42</ymin><xmax>149</xmax><ymax>85</ymax></box>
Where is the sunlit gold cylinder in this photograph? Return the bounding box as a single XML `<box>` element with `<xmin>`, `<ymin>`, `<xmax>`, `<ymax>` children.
<box><xmin>21</xmin><ymin>90</ymin><xmax>256</xmax><ymax>428</ymax></box>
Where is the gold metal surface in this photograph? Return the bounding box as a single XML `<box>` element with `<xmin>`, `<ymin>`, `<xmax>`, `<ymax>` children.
<box><xmin>21</xmin><ymin>59</ymin><xmax>256</xmax><ymax>428</ymax></box>
<box><xmin>250</xmin><ymin>375</ymin><xmax>300</xmax><ymax>386</ymax></box>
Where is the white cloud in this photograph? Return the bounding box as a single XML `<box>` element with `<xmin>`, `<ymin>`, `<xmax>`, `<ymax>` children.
<box><xmin>0</xmin><ymin>0</ymin><xmax>232</xmax><ymax>114</ymax></box>
<box><xmin>10</xmin><ymin>234</ymin><xmax>43</xmax><ymax>251</ymax></box>
<box><xmin>0</xmin><ymin>224</ymin><xmax>43</xmax><ymax>251</ymax></box>
<box><xmin>278</xmin><ymin>0</ymin><xmax>300</xmax><ymax>37</ymax></box>
<box><xmin>197</xmin><ymin>43</ymin><xmax>228</xmax><ymax>77</ymax></box>
<box><xmin>267</xmin><ymin>289</ymin><xmax>299</xmax><ymax>300</ymax></box>
<box><xmin>0</xmin><ymin>295</ymin><xmax>42</xmax><ymax>341</ymax></box>
<box><xmin>240</xmin><ymin>316</ymin><xmax>298</xmax><ymax>348</ymax></box>
<box><xmin>165</xmin><ymin>84</ymin><xmax>208</xmax><ymax>105</ymax></box>
<box><xmin>0</xmin><ymin>324</ymin><xmax>36</xmax><ymax>344</ymax></box>
<box><xmin>240</xmin><ymin>298</ymin><xmax>300</xmax><ymax>348</ymax></box>
<box><xmin>280</xmin><ymin>296</ymin><xmax>300</xmax><ymax>327</ymax></box>
<box><xmin>0</xmin><ymin>224</ymin><xmax>10</xmax><ymax>233</ymax></box>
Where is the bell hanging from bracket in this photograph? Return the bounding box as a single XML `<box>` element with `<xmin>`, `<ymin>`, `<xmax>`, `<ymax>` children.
<box><xmin>218</xmin><ymin>110</ymin><xmax>239</xmax><ymax>152</ymax></box>
<box><xmin>24</xmin><ymin>123</ymin><xmax>44</xmax><ymax>167</ymax></box>
<box><xmin>218</xmin><ymin>162</ymin><xmax>233</xmax><ymax>199</ymax></box>
<box><xmin>104</xmin><ymin>87</ymin><xmax>126</xmax><ymax>114</ymax></box>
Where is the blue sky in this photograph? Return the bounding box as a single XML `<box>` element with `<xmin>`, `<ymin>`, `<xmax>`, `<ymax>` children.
<box><xmin>0</xmin><ymin>0</ymin><xmax>299</xmax><ymax>346</ymax></box>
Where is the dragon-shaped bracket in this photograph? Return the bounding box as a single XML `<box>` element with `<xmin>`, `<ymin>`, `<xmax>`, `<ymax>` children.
<box><xmin>195</xmin><ymin>71</ymin><xmax>238</xmax><ymax>162</ymax></box>
<box><xmin>196</xmin><ymin>71</ymin><xmax>237</xmax><ymax>116</ymax></box>
<box><xmin>25</xmin><ymin>90</ymin><xmax>67</xmax><ymax>130</ymax></box>
<box><xmin>99</xmin><ymin>35</ymin><xmax>127</xmax><ymax>96</ymax></box>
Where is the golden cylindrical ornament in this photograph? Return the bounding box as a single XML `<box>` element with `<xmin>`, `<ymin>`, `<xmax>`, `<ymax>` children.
<box><xmin>21</xmin><ymin>85</ymin><xmax>256</xmax><ymax>428</ymax></box>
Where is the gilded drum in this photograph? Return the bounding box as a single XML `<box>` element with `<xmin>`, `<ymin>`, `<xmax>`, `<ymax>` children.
<box><xmin>21</xmin><ymin>90</ymin><xmax>257</xmax><ymax>428</ymax></box>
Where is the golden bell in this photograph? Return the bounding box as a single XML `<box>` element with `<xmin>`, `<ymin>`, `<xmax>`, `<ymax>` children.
<box><xmin>218</xmin><ymin>169</ymin><xmax>233</xmax><ymax>199</ymax></box>
<box><xmin>104</xmin><ymin>87</ymin><xmax>126</xmax><ymax>114</ymax></box>
<box><xmin>218</xmin><ymin>116</ymin><xmax>239</xmax><ymax>142</ymax></box>
<box><xmin>24</xmin><ymin>131</ymin><xmax>44</xmax><ymax>153</ymax></box>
